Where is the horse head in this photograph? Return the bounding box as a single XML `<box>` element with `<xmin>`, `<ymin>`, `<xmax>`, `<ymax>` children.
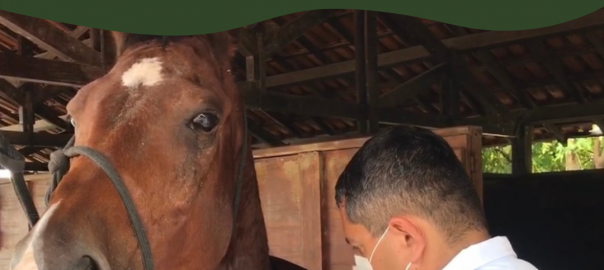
<box><xmin>10</xmin><ymin>31</ymin><xmax>271</xmax><ymax>270</ymax></box>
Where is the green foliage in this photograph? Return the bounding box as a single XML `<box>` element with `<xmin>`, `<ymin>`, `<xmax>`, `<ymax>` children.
<box><xmin>482</xmin><ymin>145</ymin><xmax>512</xmax><ymax>174</ymax></box>
<box><xmin>482</xmin><ymin>137</ymin><xmax>602</xmax><ymax>174</ymax></box>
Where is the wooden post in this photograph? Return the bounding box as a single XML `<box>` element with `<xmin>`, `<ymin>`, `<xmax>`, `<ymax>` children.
<box><xmin>364</xmin><ymin>11</ymin><xmax>379</xmax><ymax>134</ymax></box>
<box><xmin>512</xmin><ymin>124</ymin><xmax>532</xmax><ymax>175</ymax></box>
<box><xmin>354</xmin><ymin>10</ymin><xmax>367</xmax><ymax>134</ymax></box>
<box><xmin>440</xmin><ymin>66</ymin><xmax>460</xmax><ymax>119</ymax></box>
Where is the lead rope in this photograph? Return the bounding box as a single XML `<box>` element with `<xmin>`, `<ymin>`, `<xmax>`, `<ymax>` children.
<box><xmin>45</xmin><ymin>136</ymin><xmax>74</xmax><ymax>206</ymax></box>
<box><xmin>232</xmin><ymin>109</ymin><xmax>248</xmax><ymax>234</ymax></box>
<box><xmin>0</xmin><ymin>133</ymin><xmax>40</xmax><ymax>227</ymax></box>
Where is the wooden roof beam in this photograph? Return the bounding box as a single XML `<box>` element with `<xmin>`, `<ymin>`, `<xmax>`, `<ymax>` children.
<box><xmin>474</xmin><ymin>50</ymin><xmax>536</xmax><ymax>109</ymax></box>
<box><xmin>0</xmin><ymin>78</ymin><xmax>25</xmax><ymax>106</ymax></box>
<box><xmin>0</xmin><ymin>115</ymin><xmax>67</xmax><ymax>132</ymax></box>
<box><xmin>379</xmin><ymin>13</ymin><xmax>449</xmax><ymax>61</ymax></box>
<box><xmin>271</xmin><ymin>16</ymin><xmax>330</xmax><ymax>64</ymax></box>
<box><xmin>0</xmin><ymin>52</ymin><xmax>104</xmax><ymax>87</ymax></box>
<box><xmin>450</xmin><ymin>25</ymin><xmax>537</xmax><ymax>111</ymax></box>
<box><xmin>0</xmin><ymin>82</ymin><xmax>71</xmax><ymax>134</ymax></box>
<box><xmin>464</xmin><ymin>98</ymin><xmax>604</xmax><ymax>136</ymax></box>
<box><xmin>24</xmin><ymin>162</ymin><xmax>49</xmax><ymax>172</ymax></box>
<box><xmin>240</xmin><ymin>83</ymin><xmax>362</xmax><ymax>120</ymax></box>
<box><xmin>377</xmin><ymin>63</ymin><xmax>448</xmax><ymax>107</ymax></box>
<box><xmin>270</xmin><ymin>14</ymin><xmax>355</xmax><ymax>92</ymax></box>
<box><xmin>18</xmin><ymin>146</ymin><xmax>43</xmax><ymax>156</ymax></box>
<box><xmin>373</xmin><ymin>16</ymin><xmax>446</xmax><ymax>114</ymax></box>
<box><xmin>241</xmin><ymin>24</ymin><xmax>341</xmax><ymax>136</ymax></box>
<box><xmin>376</xmin><ymin>13</ymin><xmax>416</xmax><ymax>47</ymax></box>
<box><xmin>542</xmin><ymin>123</ymin><xmax>567</xmax><ymax>144</ymax></box>
<box><xmin>326</xmin><ymin>16</ymin><xmax>411</xmax><ymax>103</ymax></box>
<box><xmin>263</xmin><ymin>9</ymin><xmax>337</xmax><ymax>56</ymax></box>
<box><xmin>0</xmin><ymin>11</ymin><xmax>101</xmax><ymax>66</ymax></box>
<box><xmin>241</xmin><ymin>27</ymin><xmax>335</xmax><ymax>100</ymax></box>
<box><xmin>265</xmin><ymin>9</ymin><xmax>604</xmax><ymax>88</ymax></box>
<box><xmin>34</xmin><ymin>26</ymin><xmax>90</xmax><ymax>60</ymax></box>
<box><xmin>468</xmin><ymin>41</ymin><xmax>569</xmax><ymax>142</ymax></box>
<box><xmin>262</xmin><ymin>112</ymin><xmax>304</xmax><ymax>138</ymax></box>
<box><xmin>32</xmin><ymin>103</ymin><xmax>71</xmax><ymax>132</ymax></box>
<box><xmin>378</xmin><ymin>15</ymin><xmax>508</xmax><ymax>119</ymax></box>
<box><xmin>310</xmin><ymin>117</ymin><xmax>337</xmax><ymax>135</ymax></box>
<box><xmin>0</xmin><ymin>130</ymin><xmax>71</xmax><ymax>147</ymax></box>
<box><xmin>451</xmin><ymin>52</ymin><xmax>511</xmax><ymax>118</ymax></box>
<box><xmin>31</xmin><ymin>85</ymin><xmax>73</xmax><ymax>105</ymax></box>
<box><xmin>586</xmin><ymin>31</ymin><xmax>604</xmax><ymax>60</ymax></box>
<box><xmin>237</xmin><ymin>26</ymin><xmax>257</xmax><ymax>58</ymax></box>
<box><xmin>247</xmin><ymin>118</ymin><xmax>287</xmax><ymax>147</ymax></box>
<box><xmin>440</xmin><ymin>71</ymin><xmax>460</xmax><ymax>118</ymax></box>
<box><xmin>526</xmin><ymin>39</ymin><xmax>588</xmax><ymax>104</ymax></box>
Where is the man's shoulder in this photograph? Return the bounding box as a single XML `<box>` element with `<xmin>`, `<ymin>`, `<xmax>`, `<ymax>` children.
<box><xmin>477</xmin><ymin>255</ymin><xmax>538</xmax><ymax>270</ymax></box>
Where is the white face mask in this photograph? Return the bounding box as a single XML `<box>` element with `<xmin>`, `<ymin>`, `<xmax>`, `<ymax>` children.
<box><xmin>366</xmin><ymin>226</ymin><xmax>412</xmax><ymax>270</ymax></box>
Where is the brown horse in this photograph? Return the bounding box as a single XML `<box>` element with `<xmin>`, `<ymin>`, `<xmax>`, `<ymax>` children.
<box><xmin>9</xmin><ymin>31</ymin><xmax>306</xmax><ymax>270</ymax></box>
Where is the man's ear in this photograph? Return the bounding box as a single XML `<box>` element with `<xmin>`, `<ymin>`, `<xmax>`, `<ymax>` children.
<box><xmin>388</xmin><ymin>217</ymin><xmax>426</xmax><ymax>263</ymax></box>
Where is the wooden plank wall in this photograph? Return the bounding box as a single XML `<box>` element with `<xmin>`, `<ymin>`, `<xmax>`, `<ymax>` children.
<box><xmin>0</xmin><ymin>126</ymin><xmax>482</xmax><ymax>270</ymax></box>
<box><xmin>253</xmin><ymin>126</ymin><xmax>483</xmax><ymax>270</ymax></box>
<box><xmin>0</xmin><ymin>174</ymin><xmax>51</xmax><ymax>268</ymax></box>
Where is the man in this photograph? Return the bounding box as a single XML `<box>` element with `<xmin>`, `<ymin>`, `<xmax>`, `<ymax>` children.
<box><xmin>334</xmin><ymin>126</ymin><xmax>538</xmax><ymax>270</ymax></box>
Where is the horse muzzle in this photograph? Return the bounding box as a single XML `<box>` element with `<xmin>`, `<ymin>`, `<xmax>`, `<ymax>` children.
<box><xmin>9</xmin><ymin>202</ymin><xmax>111</xmax><ymax>270</ymax></box>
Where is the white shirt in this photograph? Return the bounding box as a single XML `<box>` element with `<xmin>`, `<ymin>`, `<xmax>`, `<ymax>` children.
<box><xmin>442</xmin><ymin>236</ymin><xmax>538</xmax><ymax>270</ymax></box>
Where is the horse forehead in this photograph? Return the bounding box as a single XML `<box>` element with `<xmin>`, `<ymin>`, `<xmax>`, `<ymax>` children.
<box><xmin>10</xmin><ymin>201</ymin><xmax>62</xmax><ymax>270</ymax></box>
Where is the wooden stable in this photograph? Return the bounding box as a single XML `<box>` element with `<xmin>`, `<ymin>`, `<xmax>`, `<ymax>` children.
<box><xmin>0</xmin><ymin>126</ymin><xmax>482</xmax><ymax>270</ymax></box>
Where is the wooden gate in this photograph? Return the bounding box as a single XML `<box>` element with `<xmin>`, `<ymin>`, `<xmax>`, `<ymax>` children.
<box><xmin>0</xmin><ymin>126</ymin><xmax>482</xmax><ymax>270</ymax></box>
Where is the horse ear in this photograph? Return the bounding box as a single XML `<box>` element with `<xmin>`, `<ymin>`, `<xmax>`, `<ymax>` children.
<box><xmin>213</xmin><ymin>32</ymin><xmax>237</xmax><ymax>59</ymax></box>
<box><xmin>111</xmin><ymin>31</ymin><xmax>128</xmax><ymax>57</ymax></box>
<box><xmin>206</xmin><ymin>32</ymin><xmax>237</xmax><ymax>65</ymax></box>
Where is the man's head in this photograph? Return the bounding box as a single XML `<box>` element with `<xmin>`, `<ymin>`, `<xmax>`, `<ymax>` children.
<box><xmin>335</xmin><ymin>126</ymin><xmax>488</xmax><ymax>270</ymax></box>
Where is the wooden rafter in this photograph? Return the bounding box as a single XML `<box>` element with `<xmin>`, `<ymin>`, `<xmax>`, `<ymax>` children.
<box><xmin>0</xmin><ymin>130</ymin><xmax>71</xmax><ymax>147</ymax></box>
<box><xmin>526</xmin><ymin>39</ymin><xmax>588</xmax><ymax>104</ymax></box>
<box><xmin>0</xmin><ymin>10</ymin><xmax>101</xmax><ymax>66</ymax></box>
<box><xmin>247</xmin><ymin>117</ymin><xmax>287</xmax><ymax>147</ymax></box>
<box><xmin>265</xmin><ymin>9</ymin><xmax>604</xmax><ymax>89</ymax></box>
<box><xmin>34</xmin><ymin>26</ymin><xmax>90</xmax><ymax>60</ymax></box>
<box><xmin>468</xmin><ymin>98</ymin><xmax>604</xmax><ymax>133</ymax></box>
<box><xmin>263</xmin><ymin>10</ymin><xmax>337</xmax><ymax>56</ymax></box>
<box><xmin>0</xmin><ymin>52</ymin><xmax>104</xmax><ymax>87</ymax></box>
<box><xmin>0</xmin><ymin>9</ymin><xmax>603</xmax><ymax>157</ymax></box>
<box><xmin>377</xmin><ymin>63</ymin><xmax>448</xmax><ymax>107</ymax></box>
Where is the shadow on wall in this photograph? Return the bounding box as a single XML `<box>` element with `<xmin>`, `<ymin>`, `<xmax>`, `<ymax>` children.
<box><xmin>483</xmin><ymin>170</ymin><xmax>604</xmax><ymax>270</ymax></box>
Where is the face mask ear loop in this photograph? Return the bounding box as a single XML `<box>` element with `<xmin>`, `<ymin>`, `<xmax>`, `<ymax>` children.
<box><xmin>405</xmin><ymin>262</ymin><xmax>411</xmax><ymax>270</ymax></box>
<box><xmin>369</xmin><ymin>226</ymin><xmax>390</xmax><ymax>263</ymax></box>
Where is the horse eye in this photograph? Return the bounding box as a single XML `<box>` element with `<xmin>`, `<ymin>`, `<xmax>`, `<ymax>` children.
<box><xmin>191</xmin><ymin>112</ymin><xmax>219</xmax><ymax>132</ymax></box>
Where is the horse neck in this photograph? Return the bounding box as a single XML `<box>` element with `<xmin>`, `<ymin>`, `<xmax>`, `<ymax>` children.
<box><xmin>222</xmin><ymin>155</ymin><xmax>271</xmax><ymax>270</ymax></box>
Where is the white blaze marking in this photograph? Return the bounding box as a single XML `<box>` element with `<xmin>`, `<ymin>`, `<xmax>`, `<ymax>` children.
<box><xmin>121</xmin><ymin>57</ymin><xmax>164</xmax><ymax>90</ymax></box>
<box><xmin>11</xmin><ymin>201</ymin><xmax>61</xmax><ymax>270</ymax></box>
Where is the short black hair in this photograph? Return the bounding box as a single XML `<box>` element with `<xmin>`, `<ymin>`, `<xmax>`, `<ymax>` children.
<box><xmin>335</xmin><ymin>126</ymin><xmax>487</xmax><ymax>243</ymax></box>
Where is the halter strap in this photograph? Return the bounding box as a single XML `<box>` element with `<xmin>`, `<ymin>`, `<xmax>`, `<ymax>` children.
<box><xmin>50</xmin><ymin>144</ymin><xmax>154</xmax><ymax>270</ymax></box>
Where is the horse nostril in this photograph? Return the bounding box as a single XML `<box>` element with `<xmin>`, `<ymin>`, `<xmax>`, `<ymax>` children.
<box><xmin>73</xmin><ymin>256</ymin><xmax>99</xmax><ymax>270</ymax></box>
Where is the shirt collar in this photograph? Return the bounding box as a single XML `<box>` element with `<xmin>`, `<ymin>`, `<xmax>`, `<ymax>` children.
<box><xmin>441</xmin><ymin>236</ymin><xmax>517</xmax><ymax>270</ymax></box>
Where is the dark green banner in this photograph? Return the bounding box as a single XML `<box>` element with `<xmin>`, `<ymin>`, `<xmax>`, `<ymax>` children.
<box><xmin>0</xmin><ymin>0</ymin><xmax>603</xmax><ymax>34</ymax></box>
